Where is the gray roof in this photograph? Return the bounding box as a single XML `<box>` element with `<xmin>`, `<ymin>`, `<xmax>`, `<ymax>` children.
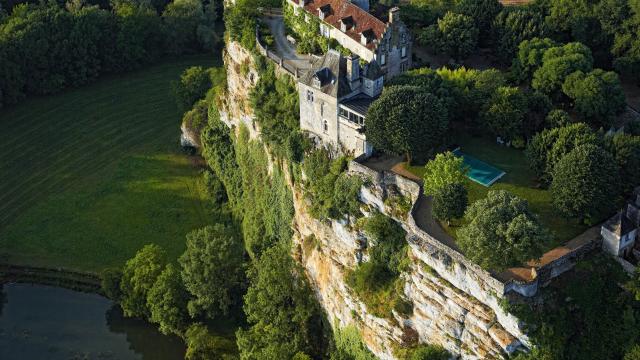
<box><xmin>604</xmin><ymin>212</ymin><xmax>636</xmax><ymax>236</ymax></box>
<box><xmin>300</xmin><ymin>50</ymin><xmax>351</xmax><ymax>98</ymax></box>
<box><xmin>341</xmin><ymin>95</ymin><xmax>376</xmax><ymax>116</ymax></box>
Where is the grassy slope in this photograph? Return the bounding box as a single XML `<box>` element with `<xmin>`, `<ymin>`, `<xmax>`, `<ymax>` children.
<box><xmin>0</xmin><ymin>54</ymin><xmax>221</xmax><ymax>272</ymax></box>
<box><xmin>405</xmin><ymin>134</ymin><xmax>588</xmax><ymax>246</ymax></box>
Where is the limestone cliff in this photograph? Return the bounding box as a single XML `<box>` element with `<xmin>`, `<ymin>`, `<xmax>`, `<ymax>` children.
<box><xmin>213</xmin><ymin>41</ymin><xmax>529</xmax><ymax>360</ymax></box>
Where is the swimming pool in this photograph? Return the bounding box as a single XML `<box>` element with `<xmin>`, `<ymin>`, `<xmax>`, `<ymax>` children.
<box><xmin>452</xmin><ymin>149</ymin><xmax>505</xmax><ymax>187</ymax></box>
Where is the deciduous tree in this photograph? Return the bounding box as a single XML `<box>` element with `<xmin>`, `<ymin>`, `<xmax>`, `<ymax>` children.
<box><xmin>481</xmin><ymin>86</ymin><xmax>528</xmax><ymax>141</ymax></box>
<box><xmin>179</xmin><ymin>224</ymin><xmax>245</xmax><ymax>319</ymax></box>
<box><xmin>366</xmin><ymin>85</ymin><xmax>448</xmax><ymax>164</ymax></box>
<box><xmin>562</xmin><ymin>69</ymin><xmax>626</xmax><ymax>127</ymax></box>
<box><xmin>433</xmin><ymin>182</ymin><xmax>468</xmax><ymax>225</ymax></box>
<box><xmin>457</xmin><ymin>190</ymin><xmax>550</xmax><ymax>270</ymax></box>
<box><xmin>532</xmin><ymin>42</ymin><xmax>593</xmax><ymax>96</ymax></box>
<box><xmin>423</xmin><ymin>151</ymin><xmax>467</xmax><ymax>196</ymax></box>
<box><xmin>147</xmin><ymin>264</ymin><xmax>190</xmax><ymax>336</ymax></box>
<box><xmin>422</xmin><ymin>11</ymin><xmax>479</xmax><ymax>60</ymax></box>
<box><xmin>120</xmin><ymin>244</ymin><xmax>167</xmax><ymax>319</ymax></box>
<box><xmin>551</xmin><ymin>144</ymin><xmax>620</xmax><ymax>222</ymax></box>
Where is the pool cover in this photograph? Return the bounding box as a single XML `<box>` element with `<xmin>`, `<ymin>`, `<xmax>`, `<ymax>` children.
<box><xmin>452</xmin><ymin>149</ymin><xmax>505</xmax><ymax>187</ymax></box>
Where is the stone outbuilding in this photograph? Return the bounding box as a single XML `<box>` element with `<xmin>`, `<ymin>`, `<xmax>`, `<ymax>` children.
<box><xmin>601</xmin><ymin>188</ymin><xmax>640</xmax><ymax>258</ymax></box>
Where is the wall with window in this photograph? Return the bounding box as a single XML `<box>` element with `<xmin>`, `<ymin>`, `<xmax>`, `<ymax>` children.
<box><xmin>298</xmin><ymin>82</ymin><xmax>340</xmax><ymax>147</ymax></box>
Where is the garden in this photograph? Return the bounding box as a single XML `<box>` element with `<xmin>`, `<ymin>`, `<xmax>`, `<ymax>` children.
<box><xmin>404</xmin><ymin>133</ymin><xmax>589</xmax><ymax>247</ymax></box>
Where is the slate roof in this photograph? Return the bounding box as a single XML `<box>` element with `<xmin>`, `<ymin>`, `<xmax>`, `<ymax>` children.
<box><xmin>292</xmin><ymin>0</ymin><xmax>387</xmax><ymax>50</ymax></box>
<box><xmin>604</xmin><ymin>212</ymin><xmax>636</xmax><ymax>236</ymax></box>
<box><xmin>341</xmin><ymin>95</ymin><xmax>376</xmax><ymax>115</ymax></box>
<box><xmin>300</xmin><ymin>50</ymin><xmax>352</xmax><ymax>98</ymax></box>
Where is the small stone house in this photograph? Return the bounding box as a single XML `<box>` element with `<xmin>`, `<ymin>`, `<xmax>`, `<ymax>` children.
<box><xmin>601</xmin><ymin>188</ymin><xmax>640</xmax><ymax>258</ymax></box>
<box><xmin>298</xmin><ymin>49</ymin><xmax>383</xmax><ymax>156</ymax></box>
<box><xmin>287</xmin><ymin>0</ymin><xmax>412</xmax><ymax>78</ymax></box>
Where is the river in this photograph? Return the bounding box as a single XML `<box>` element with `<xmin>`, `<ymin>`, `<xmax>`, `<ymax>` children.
<box><xmin>0</xmin><ymin>283</ymin><xmax>185</xmax><ymax>360</ymax></box>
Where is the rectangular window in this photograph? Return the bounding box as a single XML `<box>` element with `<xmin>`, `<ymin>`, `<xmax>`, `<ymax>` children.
<box><xmin>339</xmin><ymin>108</ymin><xmax>348</xmax><ymax>119</ymax></box>
<box><xmin>401</xmin><ymin>46</ymin><xmax>406</xmax><ymax>58</ymax></box>
<box><xmin>380</xmin><ymin>53</ymin><xmax>386</xmax><ymax>66</ymax></box>
<box><xmin>307</xmin><ymin>90</ymin><xmax>314</xmax><ymax>102</ymax></box>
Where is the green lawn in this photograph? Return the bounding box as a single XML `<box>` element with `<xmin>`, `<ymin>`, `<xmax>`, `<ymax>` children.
<box><xmin>405</xmin><ymin>134</ymin><xmax>588</xmax><ymax>246</ymax></box>
<box><xmin>0</xmin><ymin>54</ymin><xmax>224</xmax><ymax>272</ymax></box>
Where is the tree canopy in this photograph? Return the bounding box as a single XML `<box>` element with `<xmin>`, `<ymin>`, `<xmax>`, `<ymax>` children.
<box><xmin>532</xmin><ymin>42</ymin><xmax>594</xmax><ymax>96</ymax></box>
<box><xmin>481</xmin><ymin>86</ymin><xmax>528</xmax><ymax>141</ymax></box>
<box><xmin>120</xmin><ymin>244</ymin><xmax>167</xmax><ymax>319</ymax></box>
<box><xmin>432</xmin><ymin>182</ymin><xmax>468</xmax><ymax>225</ymax></box>
<box><xmin>562</xmin><ymin>69</ymin><xmax>626</xmax><ymax>127</ymax></box>
<box><xmin>147</xmin><ymin>263</ymin><xmax>190</xmax><ymax>336</ymax></box>
<box><xmin>422</xmin><ymin>11</ymin><xmax>479</xmax><ymax>60</ymax></box>
<box><xmin>551</xmin><ymin>144</ymin><xmax>620</xmax><ymax>222</ymax></box>
<box><xmin>423</xmin><ymin>151</ymin><xmax>467</xmax><ymax>196</ymax></box>
<box><xmin>179</xmin><ymin>224</ymin><xmax>246</xmax><ymax>319</ymax></box>
<box><xmin>512</xmin><ymin>37</ymin><xmax>558</xmax><ymax>82</ymax></box>
<box><xmin>457</xmin><ymin>190</ymin><xmax>550</xmax><ymax>270</ymax></box>
<box><xmin>366</xmin><ymin>85</ymin><xmax>448</xmax><ymax>164</ymax></box>
<box><xmin>236</xmin><ymin>245</ymin><xmax>324</xmax><ymax>359</ymax></box>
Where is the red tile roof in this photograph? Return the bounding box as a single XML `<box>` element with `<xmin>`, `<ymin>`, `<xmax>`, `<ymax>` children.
<box><xmin>293</xmin><ymin>0</ymin><xmax>387</xmax><ymax>50</ymax></box>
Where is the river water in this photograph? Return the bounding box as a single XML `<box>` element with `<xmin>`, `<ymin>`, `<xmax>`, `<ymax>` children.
<box><xmin>0</xmin><ymin>283</ymin><xmax>185</xmax><ymax>360</ymax></box>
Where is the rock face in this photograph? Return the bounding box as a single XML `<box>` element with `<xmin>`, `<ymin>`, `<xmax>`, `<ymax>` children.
<box><xmin>221</xmin><ymin>41</ymin><xmax>528</xmax><ymax>359</ymax></box>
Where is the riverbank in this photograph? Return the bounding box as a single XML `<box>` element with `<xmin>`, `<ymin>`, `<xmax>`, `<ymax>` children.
<box><xmin>0</xmin><ymin>263</ymin><xmax>102</xmax><ymax>293</ymax></box>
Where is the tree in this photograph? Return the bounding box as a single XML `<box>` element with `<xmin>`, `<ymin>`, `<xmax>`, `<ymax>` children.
<box><xmin>492</xmin><ymin>5</ymin><xmax>547</xmax><ymax>61</ymax></box>
<box><xmin>545</xmin><ymin>109</ymin><xmax>572</xmax><ymax>128</ymax></box>
<box><xmin>179</xmin><ymin>224</ymin><xmax>245</xmax><ymax>319</ymax></box>
<box><xmin>512</xmin><ymin>37</ymin><xmax>558</xmax><ymax>82</ymax></box>
<box><xmin>456</xmin><ymin>0</ymin><xmax>502</xmax><ymax>46</ymax></box>
<box><xmin>423</xmin><ymin>152</ymin><xmax>467</xmax><ymax>196</ymax></box>
<box><xmin>101</xmin><ymin>268</ymin><xmax>123</xmax><ymax>301</ymax></box>
<box><xmin>457</xmin><ymin>190</ymin><xmax>550</xmax><ymax>270</ymax></box>
<box><xmin>120</xmin><ymin>244</ymin><xmax>167</xmax><ymax>318</ymax></box>
<box><xmin>185</xmin><ymin>323</ymin><xmax>238</xmax><ymax>360</ymax></box>
<box><xmin>551</xmin><ymin>144</ymin><xmax>620</xmax><ymax>222</ymax></box>
<box><xmin>605</xmin><ymin>133</ymin><xmax>640</xmax><ymax>194</ymax></box>
<box><xmin>172</xmin><ymin>66</ymin><xmax>212</xmax><ymax>112</ymax></box>
<box><xmin>625</xmin><ymin>345</ymin><xmax>640</xmax><ymax>360</ymax></box>
<box><xmin>481</xmin><ymin>86</ymin><xmax>528</xmax><ymax>141</ymax></box>
<box><xmin>236</xmin><ymin>245</ymin><xmax>324</xmax><ymax>360</ymax></box>
<box><xmin>422</xmin><ymin>11</ymin><xmax>479</xmax><ymax>60</ymax></box>
<box><xmin>532</xmin><ymin>42</ymin><xmax>593</xmax><ymax>96</ymax></box>
<box><xmin>332</xmin><ymin>173</ymin><xmax>364</xmax><ymax>219</ymax></box>
<box><xmin>162</xmin><ymin>0</ymin><xmax>204</xmax><ymax>54</ymax></box>
<box><xmin>147</xmin><ymin>264</ymin><xmax>190</xmax><ymax>336</ymax></box>
<box><xmin>525</xmin><ymin>123</ymin><xmax>600</xmax><ymax>184</ymax></box>
<box><xmin>522</xmin><ymin>90</ymin><xmax>552</xmax><ymax>140</ymax></box>
<box><xmin>562</xmin><ymin>69</ymin><xmax>626</xmax><ymax>127</ymax></box>
<box><xmin>366</xmin><ymin>85</ymin><xmax>448</xmax><ymax>164</ymax></box>
<box><xmin>433</xmin><ymin>183</ymin><xmax>468</xmax><ymax>225</ymax></box>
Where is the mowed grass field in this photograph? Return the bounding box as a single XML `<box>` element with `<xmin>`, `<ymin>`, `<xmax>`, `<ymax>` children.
<box><xmin>0</xmin><ymin>54</ymin><xmax>221</xmax><ymax>272</ymax></box>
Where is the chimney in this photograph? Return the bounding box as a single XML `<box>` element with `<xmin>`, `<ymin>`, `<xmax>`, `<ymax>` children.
<box><xmin>388</xmin><ymin>7</ymin><xmax>400</xmax><ymax>23</ymax></box>
<box><xmin>346</xmin><ymin>55</ymin><xmax>360</xmax><ymax>83</ymax></box>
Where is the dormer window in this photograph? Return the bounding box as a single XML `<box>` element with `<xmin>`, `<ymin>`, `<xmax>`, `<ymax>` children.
<box><xmin>312</xmin><ymin>67</ymin><xmax>330</xmax><ymax>88</ymax></box>
<box><xmin>318</xmin><ymin>4</ymin><xmax>330</xmax><ymax>20</ymax></box>
<box><xmin>360</xmin><ymin>29</ymin><xmax>375</xmax><ymax>45</ymax></box>
<box><xmin>340</xmin><ymin>16</ymin><xmax>353</xmax><ymax>32</ymax></box>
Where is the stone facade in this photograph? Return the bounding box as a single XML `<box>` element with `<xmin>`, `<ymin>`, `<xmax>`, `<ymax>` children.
<box><xmin>287</xmin><ymin>0</ymin><xmax>412</xmax><ymax>78</ymax></box>
<box><xmin>298</xmin><ymin>50</ymin><xmax>382</xmax><ymax>157</ymax></box>
<box><xmin>602</xmin><ymin>187</ymin><xmax>640</xmax><ymax>258</ymax></box>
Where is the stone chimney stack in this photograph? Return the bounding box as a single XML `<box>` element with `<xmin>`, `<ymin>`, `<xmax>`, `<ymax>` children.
<box><xmin>389</xmin><ymin>7</ymin><xmax>400</xmax><ymax>23</ymax></box>
<box><xmin>346</xmin><ymin>55</ymin><xmax>360</xmax><ymax>84</ymax></box>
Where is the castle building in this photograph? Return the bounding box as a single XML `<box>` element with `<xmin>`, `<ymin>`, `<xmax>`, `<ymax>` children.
<box><xmin>602</xmin><ymin>188</ymin><xmax>640</xmax><ymax>258</ymax></box>
<box><xmin>287</xmin><ymin>0</ymin><xmax>412</xmax><ymax>78</ymax></box>
<box><xmin>298</xmin><ymin>50</ymin><xmax>383</xmax><ymax>156</ymax></box>
<box><xmin>293</xmin><ymin>2</ymin><xmax>412</xmax><ymax>157</ymax></box>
